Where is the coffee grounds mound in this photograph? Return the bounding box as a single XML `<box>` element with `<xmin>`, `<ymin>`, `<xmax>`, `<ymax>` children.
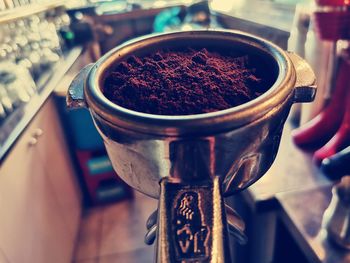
<box><xmin>103</xmin><ymin>48</ymin><xmax>265</xmax><ymax>115</ymax></box>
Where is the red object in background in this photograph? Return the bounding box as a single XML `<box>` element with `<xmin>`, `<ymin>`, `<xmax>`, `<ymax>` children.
<box><xmin>313</xmin><ymin>11</ymin><xmax>350</xmax><ymax>40</ymax></box>
<box><xmin>294</xmin><ymin>0</ymin><xmax>350</xmax><ymax>164</ymax></box>
<box><xmin>313</xmin><ymin>0</ymin><xmax>350</xmax><ymax>41</ymax></box>
<box><xmin>313</xmin><ymin>80</ymin><xmax>350</xmax><ymax>163</ymax></box>
<box><xmin>315</xmin><ymin>0</ymin><xmax>350</xmax><ymax>6</ymax></box>
<box><xmin>292</xmin><ymin>56</ymin><xmax>350</xmax><ymax>148</ymax></box>
<box><xmin>76</xmin><ymin>150</ymin><xmax>133</xmax><ymax>205</ymax></box>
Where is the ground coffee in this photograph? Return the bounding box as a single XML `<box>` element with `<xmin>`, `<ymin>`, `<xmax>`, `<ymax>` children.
<box><xmin>103</xmin><ymin>48</ymin><xmax>265</xmax><ymax>115</ymax></box>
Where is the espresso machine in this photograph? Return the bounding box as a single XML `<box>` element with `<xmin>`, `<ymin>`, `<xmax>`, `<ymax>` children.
<box><xmin>67</xmin><ymin>30</ymin><xmax>316</xmax><ymax>262</ymax></box>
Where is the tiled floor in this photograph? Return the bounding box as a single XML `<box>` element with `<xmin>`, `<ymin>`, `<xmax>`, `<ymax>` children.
<box><xmin>73</xmin><ymin>191</ymin><xmax>157</xmax><ymax>263</ymax></box>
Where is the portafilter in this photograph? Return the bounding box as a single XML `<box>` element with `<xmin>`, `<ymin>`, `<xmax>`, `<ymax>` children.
<box><xmin>67</xmin><ymin>30</ymin><xmax>316</xmax><ymax>262</ymax></box>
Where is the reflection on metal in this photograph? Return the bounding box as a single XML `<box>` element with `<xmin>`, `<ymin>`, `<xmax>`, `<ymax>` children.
<box><xmin>67</xmin><ymin>64</ymin><xmax>93</xmax><ymax>109</ymax></box>
<box><xmin>287</xmin><ymin>52</ymin><xmax>317</xmax><ymax>103</ymax></box>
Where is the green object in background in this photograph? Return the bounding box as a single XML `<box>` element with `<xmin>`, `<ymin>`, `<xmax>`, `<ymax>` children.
<box><xmin>96</xmin><ymin>185</ymin><xmax>126</xmax><ymax>201</ymax></box>
<box><xmin>64</xmin><ymin>31</ymin><xmax>75</xmax><ymax>41</ymax></box>
<box><xmin>153</xmin><ymin>7</ymin><xmax>182</xmax><ymax>33</ymax></box>
<box><xmin>87</xmin><ymin>156</ymin><xmax>113</xmax><ymax>175</ymax></box>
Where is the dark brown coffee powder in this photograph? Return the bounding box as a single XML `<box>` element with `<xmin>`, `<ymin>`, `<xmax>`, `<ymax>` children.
<box><xmin>103</xmin><ymin>48</ymin><xmax>265</xmax><ymax>115</ymax></box>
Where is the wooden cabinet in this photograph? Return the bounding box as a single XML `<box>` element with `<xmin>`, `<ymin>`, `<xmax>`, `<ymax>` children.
<box><xmin>0</xmin><ymin>248</ymin><xmax>9</xmax><ymax>263</ymax></box>
<box><xmin>0</xmin><ymin>97</ymin><xmax>81</xmax><ymax>263</ymax></box>
<box><xmin>38</xmin><ymin>99</ymin><xmax>81</xmax><ymax>250</ymax></box>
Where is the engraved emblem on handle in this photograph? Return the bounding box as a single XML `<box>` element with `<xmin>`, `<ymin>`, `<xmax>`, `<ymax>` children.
<box><xmin>174</xmin><ymin>191</ymin><xmax>210</xmax><ymax>261</ymax></box>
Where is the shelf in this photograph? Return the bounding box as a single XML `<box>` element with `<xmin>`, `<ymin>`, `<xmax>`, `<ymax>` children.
<box><xmin>0</xmin><ymin>46</ymin><xmax>83</xmax><ymax>163</ymax></box>
<box><xmin>0</xmin><ymin>0</ymin><xmax>67</xmax><ymax>25</ymax></box>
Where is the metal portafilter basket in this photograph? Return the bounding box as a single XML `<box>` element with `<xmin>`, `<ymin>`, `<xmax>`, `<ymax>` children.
<box><xmin>67</xmin><ymin>30</ymin><xmax>316</xmax><ymax>262</ymax></box>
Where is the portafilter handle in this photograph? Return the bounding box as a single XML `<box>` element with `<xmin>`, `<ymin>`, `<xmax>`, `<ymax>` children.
<box><xmin>155</xmin><ymin>176</ymin><xmax>231</xmax><ymax>263</ymax></box>
<box><xmin>144</xmin><ymin>204</ymin><xmax>247</xmax><ymax>246</ymax></box>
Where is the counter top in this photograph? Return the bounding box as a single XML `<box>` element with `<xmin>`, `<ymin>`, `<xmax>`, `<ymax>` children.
<box><xmin>277</xmin><ymin>185</ymin><xmax>350</xmax><ymax>263</ymax></box>
<box><xmin>0</xmin><ymin>46</ymin><xmax>83</xmax><ymax>163</ymax></box>
<box><xmin>211</xmin><ymin>0</ymin><xmax>295</xmax><ymax>33</ymax></box>
<box><xmin>212</xmin><ymin>1</ymin><xmax>295</xmax><ymax>50</ymax></box>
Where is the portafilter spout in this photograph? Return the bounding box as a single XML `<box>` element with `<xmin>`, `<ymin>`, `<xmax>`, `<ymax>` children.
<box><xmin>67</xmin><ymin>30</ymin><xmax>316</xmax><ymax>262</ymax></box>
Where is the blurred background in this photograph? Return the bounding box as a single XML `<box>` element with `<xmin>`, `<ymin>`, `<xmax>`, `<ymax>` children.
<box><xmin>0</xmin><ymin>0</ymin><xmax>350</xmax><ymax>263</ymax></box>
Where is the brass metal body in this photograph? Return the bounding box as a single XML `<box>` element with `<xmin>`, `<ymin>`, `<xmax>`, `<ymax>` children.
<box><xmin>67</xmin><ymin>30</ymin><xmax>316</xmax><ymax>262</ymax></box>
